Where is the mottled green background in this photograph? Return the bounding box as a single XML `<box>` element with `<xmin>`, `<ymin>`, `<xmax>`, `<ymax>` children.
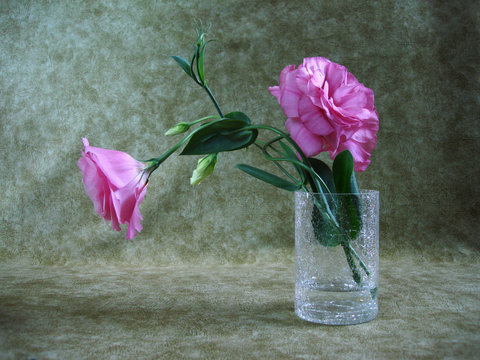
<box><xmin>1</xmin><ymin>0</ymin><xmax>479</xmax><ymax>266</ymax></box>
<box><xmin>1</xmin><ymin>2</ymin><xmax>480</xmax><ymax>359</ymax></box>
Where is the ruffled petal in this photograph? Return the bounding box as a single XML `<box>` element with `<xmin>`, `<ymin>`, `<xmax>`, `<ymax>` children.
<box><xmin>268</xmin><ymin>86</ymin><xmax>281</xmax><ymax>102</ymax></box>
<box><xmin>285</xmin><ymin>118</ymin><xmax>324</xmax><ymax>157</ymax></box>
<box><xmin>78</xmin><ymin>156</ymin><xmax>107</xmax><ymax>217</ymax></box>
<box><xmin>298</xmin><ymin>95</ymin><xmax>334</xmax><ymax>136</ymax></box>
<box><xmin>332</xmin><ymin>139</ymin><xmax>372</xmax><ymax>172</ymax></box>
<box><xmin>126</xmin><ymin>182</ymin><xmax>148</xmax><ymax>240</ymax></box>
<box><xmin>111</xmin><ymin>174</ymin><xmax>148</xmax><ymax>240</ymax></box>
<box><xmin>269</xmin><ymin>65</ymin><xmax>296</xmax><ymax>104</ymax></box>
<box><xmin>279</xmin><ymin>68</ymin><xmax>301</xmax><ymax>118</ymax></box>
<box><xmin>82</xmin><ymin>139</ymin><xmax>145</xmax><ymax>189</ymax></box>
<box><xmin>295</xmin><ymin>66</ymin><xmax>311</xmax><ymax>94</ymax></box>
<box><xmin>303</xmin><ymin>57</ymin><xmax>330</xmax><ymax>74</ymax></box>
<box><xmin>324</xmin><ymin>62</ymin><xmax>347</xmax><ymax>97</ymax></box>
<box><xmin>278</xmin><ymin>64</ymin><xmax>296</xmax><ymax>86</ymax></box>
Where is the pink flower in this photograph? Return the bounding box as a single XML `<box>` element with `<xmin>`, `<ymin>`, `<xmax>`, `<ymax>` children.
<box><xmin>78</xmin><ymin>138</ymin><xmax>149</xmax><ymax>239</ymax></box>
<box><xmin>269</xmin><ymin>57</ymin><xmax>379</xmax><ymax>172</ymax></box>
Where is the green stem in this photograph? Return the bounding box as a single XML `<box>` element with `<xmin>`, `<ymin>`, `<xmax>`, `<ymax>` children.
<box><xmin>203</xmin><ymin>85</ymin><xmax>224</xmax><ymax>118</ymax></box>
<box><xmin>241</xmin><ymin>125</ymin><xmax>323</xmax><ymax>193</ymax></box>
<box><xmin>190</xmin><ymin>115</ymin><xmax>221</xmax><ymax>125</ymax></box>
<box><xmin>347</xmin><ymin>241</ymin><xmax>370</xmax><ymax>276</ymax></box>
<box><xmin>341</xmin><ymin>241</ymin><xmax>362</xmax><ymax>285</ymax></box>
<box><xmin>254</xmin><ymin>143</ymin><xmax>300</xmax><ymax>184</ymax></box>
<box><xmin>146</xmin><ymin>121</ymin><xmax>214</xmax><ymax>173</ymax></box>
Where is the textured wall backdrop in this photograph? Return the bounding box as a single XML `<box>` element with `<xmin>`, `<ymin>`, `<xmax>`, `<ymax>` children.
<box><xmin>1</xmin><ymin>0</ymin><xmax>479</xmax><ymax>266</ymax></box>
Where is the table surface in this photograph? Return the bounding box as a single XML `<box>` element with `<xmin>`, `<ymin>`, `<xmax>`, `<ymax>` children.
<box><xmin>1</xmin><ymin>260</ymin><xmax>479</xmax><ymax>359</ymax></box>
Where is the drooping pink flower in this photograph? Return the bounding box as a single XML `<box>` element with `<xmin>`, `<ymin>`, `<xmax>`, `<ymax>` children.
<box><xmin>269</xmin><ymin>57</ymin><xmax>379</xmax><ymax>172</ymax></box>
<box><xmin>78</xmin><ymin>138</ymin><xmax>149</xmax><ymax>239</ymax></box>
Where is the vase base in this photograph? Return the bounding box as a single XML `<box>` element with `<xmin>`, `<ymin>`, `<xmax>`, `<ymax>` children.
<box><xmin>295</xmin><ymin>282</ymin><xmax>377</xmax><ymax>325</ymax></box>
<box><xmin>295</xmin><ymin>304</ymin><xmax>377</xmax><ymax>325</ymax></box>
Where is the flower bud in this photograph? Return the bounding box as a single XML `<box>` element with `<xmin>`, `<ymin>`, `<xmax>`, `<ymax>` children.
<box><xmin>165</xmin><ymin>122</ymin><xmax>190</xmax><ymax>136</ymax></box>
<box><xmin>190</xmin><ymin>153</ymin><xmax>218</xmax><ymax>185</ymax></box>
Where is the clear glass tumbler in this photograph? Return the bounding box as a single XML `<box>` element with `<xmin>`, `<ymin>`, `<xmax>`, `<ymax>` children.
<box><xmin>295</xmin><ymin>190</ymin><xmax>379</xmax><ymax>325</ymax></box>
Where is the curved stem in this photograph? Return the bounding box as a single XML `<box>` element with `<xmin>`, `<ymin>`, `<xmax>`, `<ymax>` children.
<box><xmin>203</xmin><ymin>85</ymin><xmax>224</xmax><ymax>118</ymax></box>
<box><xmin>190</xmin><ymin>115</ymin><xmax>221</xmax><ymax>125</ymax></box>
<box><xmin>254</xmin><ymin>143</ymin><xmax>301</xmax><ymax>184</ymax></box>
<box><xmin>241</xmin><ymin>125</ymin><xmax>321</xmax><ymax>192</ymax></box>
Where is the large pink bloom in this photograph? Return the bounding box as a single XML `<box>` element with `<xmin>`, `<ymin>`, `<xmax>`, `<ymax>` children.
<box><xmin>78</xmin><ymin>138</ymin><xmax>149</xmax><ymax>239</ymax></box>
<box><xmin>269</xmin><ymin>57</ymin><xmax>379</xmax><ymax>172</ymax></box>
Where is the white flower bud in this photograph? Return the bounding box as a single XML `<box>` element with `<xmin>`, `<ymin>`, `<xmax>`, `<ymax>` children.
<box><xmin>165</xmin><ymin>122</ymin><xmax>190</xmax><ymax>136</ymax></box>
<box><xmin>190</xmin><ymin>153</ymin><xmax>218</xmax><ymax>185</ymax></box>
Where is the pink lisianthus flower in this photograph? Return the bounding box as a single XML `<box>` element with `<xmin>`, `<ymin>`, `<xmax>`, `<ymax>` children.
<box><xmin>269</xmin><ymin>57</ymin><xmax>379</xmax><ymax>172</ymax></box>
<box><xmin>78</xmin><ymin>138</ymin><xmax>150</xmax><ymax>240</ymax></box>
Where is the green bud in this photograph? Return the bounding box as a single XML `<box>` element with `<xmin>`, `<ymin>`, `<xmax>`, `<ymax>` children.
<box><xmin>165</xmin><ymin>122</ymin><xmax>190</xmax><ymax>136</ymax></box>
<box><xmin>190</xmin><ymin>153</ymin><xmax>218</xmax><ymax>185</ymax></box>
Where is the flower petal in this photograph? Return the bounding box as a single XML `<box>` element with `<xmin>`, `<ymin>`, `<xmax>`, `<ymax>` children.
<box><xmin>285</xmin><ymin>117</ymin><xmax>324</xmax><ymax>157</ymax></box>
<box><xmin>78</xmin><ymin>156</ymin><xmax>107</xmax><ymax>216</ymax></box>
<box><xmin>298</xmin><ymin>95</ymin><xmax>334</xmax><ymax>136</ymax></box>
<box><xmin>303</xmin><ymin>57</ymin><xmax>330</xmax><ymax>74</ymax></box>
<box><xmin>279</xmin><ymin>68</ymin><xmax>301</xmax><ymax>118</ymax></box>
<box><xmin>126</xmin><ymin>182</ymin><xmax>148</xmax><ymax>240</ymax></box>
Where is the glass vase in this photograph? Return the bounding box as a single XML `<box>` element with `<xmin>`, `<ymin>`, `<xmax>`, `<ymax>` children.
<box><xmin>294</xmin><ymin>190</ymin><xmax>379</xmax><ymax>325</ymax></box>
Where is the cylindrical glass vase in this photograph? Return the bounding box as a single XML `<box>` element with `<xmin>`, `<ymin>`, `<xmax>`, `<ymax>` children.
<box><xmin>295</xmin><ymin>190</ymin><xmax>379</xmax><ymax>325</ymax></box>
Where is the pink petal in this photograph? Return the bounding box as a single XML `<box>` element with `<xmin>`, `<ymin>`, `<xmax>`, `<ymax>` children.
<box><xmin>324</xmin><ymin>62</ymin><xmax>347</xmax><ymax>97</ymax></box>
<box><xmin>333</xmin><ymin>139</ymin><xmax>372</xmax><ymax>172</ymax></box>
<box><xmin>83</xmin><ymin>140</ymin><xmax>145</xmax><ymax>189</ymax></box>
<box><xmin>110</xmin><ymin>174</ymin><xmax>148</xmax><ymax>240</ymax></box>
<box><xmin>351</xmin><ymin>127</ymin><xmax>378</xmax><ymax>145</ymax></box>
<box><xmin>279</xmin><ymin>68</ymin><xmax>301</xmax><ymax>118</ymax></box>
<box><xmin>303</xmin><ymin>57</ymin><xmax>330</xmax><ymax>74</ymax></box>
<box><xmin>78</xmin><ymin>156</ymin><xmax>107</xmax><ymax>216</ymax></box>
<box><xmin>295</xmin><ymin>66</ymin><xmax>311</xmax><ymax>94</ymax></box>
<box><xmin>298</xmin><ymin>95</ymin><xmax>334</xmax><ymax>136</ymax></box>
<box><xmin>285</xmin><ymin>118</ymin><xmax>324</xmax><ymax>157</ymax></box>
<box><xmin>109</xmin><ymin>195</ymin><xmax>121</xmax><ymax>231</ymax></box>
<box><xmin>269</xmin><ymin>65</ymin><xmax>296</xmax><ymax>104</ymax></box>
<box><xmin>126</xmin><ymin>183</ymin><xmax>148</xmax><ymax>240</ymax></box>
<box><xmin>334</xmin><ymin>84</ymin><xmax>374</xmax><ymax>113</ymax></box>
<box><xmin>268</xmin><ymin>86</ymin><xmax>281</xmax><ymax>102</ymax></box>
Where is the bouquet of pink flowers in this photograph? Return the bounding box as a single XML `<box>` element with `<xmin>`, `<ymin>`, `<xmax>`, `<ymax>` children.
<box><xmin>78</xmin><ymin>28</ymin><xmax>378</xmax><ymax>284</ymax></box>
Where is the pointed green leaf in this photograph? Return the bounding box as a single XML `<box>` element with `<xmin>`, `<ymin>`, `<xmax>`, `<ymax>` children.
<box><xmin>236</xmin><ymin>164</ymin><xmax>301</xmax><ymax>191</ymax></box>
<box><xmin>332</xmin><ymin>150</ymin><xmax>362</xmax><ymax>240</ymax></box>
<box><xmin>332</xmin><ymin>150</ymin><xmax>354</xmax><ymax>194</ymax></box>
<box><xmin>308</xmin><ymin>158</ymin><xmax>336</xmax><ymax>193</ymax></box>
<box><xmin>311</xmin><ymin>200</ymin><xmax>343</xmax><ymax>247</ymax></box>
<box><xmin>197</xmin><ymin>40</ymin><xmax>213</xmax><ymax>84</ymax></box>
<box><xmin>224</xmin><ymin>111</ymin><xmax>251</xmax><ymax>124</ymax></box>
<box><xmin>190</xmin><ymin>48</ymin><xmax>197</xmax><ymax>75</ymax></box>
<box><xmin>180</xmin><ymin>119</ymin><xmax>257</xmax><ymax>155</ymax></box>
<box><xmin>172</xmin><ymin>56</ymin><xmax>194</xmax><ymax>79</ymax></box>
<box><xmin>197</xmin><ymin>45</ymin><xmax>205</xmax><ymax>83</ymax></box>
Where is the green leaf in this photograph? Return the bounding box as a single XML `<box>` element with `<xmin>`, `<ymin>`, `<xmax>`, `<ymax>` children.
<box><xmin>197</xmin><ymin>40</ymin><xmax>213</xmax><ymax>84</ymax></box>
<box><xmin>172</xmin><ymin>56</ymin><xmax>194</xmax><ymax>79</ymax></box>
<box><xmin>306</xmin><ymin>158</ymin><xmax>341</xmax><ymax>246</ymax></box>
<box><xmin>224</xmin><ymin>111</ymin><xmax>251</xmax><ymax>124</ymax></box>
<box><xmin>236</xmin><ymin>164</ymin><xmax>301</xmax><ymax>192</ymax></box>
<box><xmin>190</xmin><ymin>48</ymin><xmax>197</xmax><ymax>77</ymax></box>
<box><xmin>180</xmin><ymin>118</ymin><xmax>257</xmax><ymax>155</ymax></box>
<box><xmin>197</xmin><ymin>45</ymin><xmax>205</xmax><ymax>83</ymax></box>
<box><xmin>308</xmin><ymin>158</ymin><xmax>336</xmax><ymax>193</ymax></box>
<box><xmin>276</xmin><ymin>141</ymin><xmax>306</xmax><ymax>185</ymax></box>
<box><xmin>311</xmin><ymin>200</ymin><xmax>343</xmax><ymax>247</ymax></box>
<box><xmin>332</xmin><ymin>150</ymin><xmax>354</xmax><ymax>194</ymax></box>
<box><xmin>332</xmin><ymin>150</ymin><xmax>362</xmax><ymax>239</ymax></box>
